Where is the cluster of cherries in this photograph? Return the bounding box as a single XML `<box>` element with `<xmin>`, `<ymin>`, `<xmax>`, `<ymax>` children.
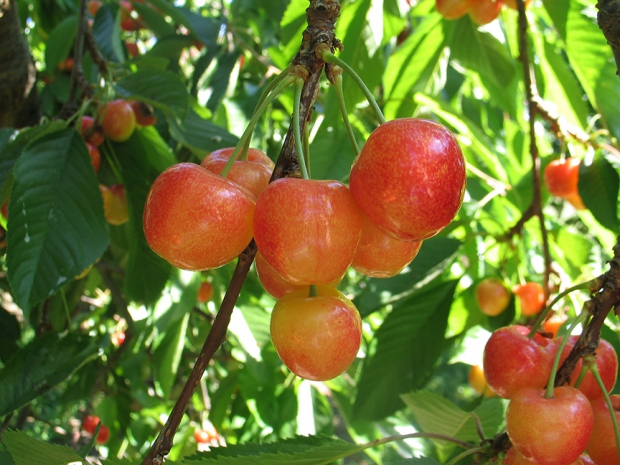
<box><xmin>435</xmin><ymin>0</ymin><xmax>531</xmax><ymax>26</ymax></box>
<box><xmin>79</xmin><ymin>99</ymin><xmax>157</xmax><ymax>226</ymax></box>
<box><xmin>480</xmin><ymin>324</ymin><xmax>619</xmax><ymax>464</ymax></box>
<box><xmin>143</xmin><ymin>117</ymin><xmax>466</xmax><ymax>381</ymax></box>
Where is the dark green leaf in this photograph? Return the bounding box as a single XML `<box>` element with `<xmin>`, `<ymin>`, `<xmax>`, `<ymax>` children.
<box><xmin>579</xmin><ymin>152</ymin><xmax>620</xmax><ymax>233</ymax></box>
<box><xmin>6</xmin><ymin>128</ymin><xmax>109</xmax><ymax>311</ymax></box>
<box><xmin>44</xmin><ymin>15</ymin><xmax>78</xmax><ymax>71</ymax></box>
<box><xmin>113</xmin><ymin>128</ymin><xmax>174</xmax><ymax>304</ymax></box>
<box><xmin>179</xmin><ymin>8</ymin><xmax>222</xmax><ymax>47</ymax></box>
<box><xmin>0</xmin><ymin>332</ymin><xmax>98</xmax><ymax>416</ymax></box>
<box><xmin>206</xmin><ymin>52</ymin><xmax>240</xmax><ymax>112</ymax></box>
<box><xmin>2</xmin><ymin>431</ymin><xmax>84</xmax><ymax>465</ymax></box>
<box><xmin>131</xmin><ymin>1</ymin><xmax>175</xmax><ymax>38</ymax></box>
<box><xmin>168</xmin><ymin>107</ymin><xmax>239</xmax><ymax>158</ymax></box>
<box><xmin>115</xmin><ymin>69</ymin><xmax>189</xmax><ymax>120</ymax></box>
<box><xmin>0</xmin><ymin>308</ymin><xmax>20</xmax><ymax>364</ymax></box>
<box><xmin>153</xmin><ymin>313</ymin><xmax>189</xmax><ymax>397</ymax></box>
<box><xmin>92</xmin><ymin>3</ymin><xmax>125</xmax><ymax>62</ymax></box>
<box><xmin>352</xmin><ymin>279</ymin><xmax>459</xmax><ymax>421</ymax></box>
<box><xmin>353</xmin><ymin>237</ymin><xmax>461</xmax><ymax>317</ymax></box>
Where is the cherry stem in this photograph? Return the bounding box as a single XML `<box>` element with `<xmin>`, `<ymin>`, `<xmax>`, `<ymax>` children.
<box><xmin>366</xmin><ymin>431</ymin><xmax>473</xmax><ymax>451</ymax></box>
<box><xmin>321</xmin><ymin>49</ymin><xmax>386</xmax><ymax>125</ymax></box>
<box><xmin>544</xmin><ymin>311</ymin><xmax>588</xmax><ymax>399</ymax></box>
<box><xmin>588</xmin><ymin>357</ymin><xmax>620</xmax><ymax>465</ymax></box>
<box><xmin>333</xmin><ymin>70</ymin><xmax>359</xmax><ymax>155</ymax></box>
<box><xmin>309</xmin><ymin>284</ymin><xmax>318</xmax><ymax>297</ymax></box>
<box><xmin>220</xmin><ymin>73</ymin><xmax>296</xmax><ymax>178</ymax></box>
<box><xmin>293</xmin><ymin>77</ymin><xmax>310</xmax><ymax>180</ymax></box>
<box><xmin>527</xmin><ymin>280</ymin><xmax>593</xmax><ymax>338</ymax></box>
<box><xmin>445</xmin><ymin>446</ymin><xmax>487</xmax><ymax>465</ymax></box>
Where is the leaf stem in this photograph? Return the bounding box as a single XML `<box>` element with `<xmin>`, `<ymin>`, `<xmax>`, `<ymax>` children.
<box><xmin>321</xmin><ymin>49</ymin><xmax>386</xmax><ymax>125</ymax></box>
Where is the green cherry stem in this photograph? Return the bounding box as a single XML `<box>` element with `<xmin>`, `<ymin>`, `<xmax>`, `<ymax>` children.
<box><xmin>220</xmin><ymin>73</ymin><xmax>296</xmax><ymax>178</ymax></box>
<box><xmin>309</xmin><ymin>284</ymin><xmax>318</xmax><ymax>297</ymax></box>
<box><xmin>321</xmin><ymin>49</ymin><xmax>386</xmax><ymax>125</ymax></box>
<box><xmin>445</xmin><ymin>446</ymin><xmax>488</xmax><ymax>465</ymax></box>
<box><xmin>528</xmin><ymin>280</ymin><xmax>593</xmax><ymax>339</ymax></box>
<box><xmin>588</xmin><ymin>357</ymin><xmax>620</xmax><ymax>465</ymax></box>
<box><xmin>544</xmin><ymin>310</ymin><xmax>588</xmax><ymax>399</ymax></box>
<box><xmin>293</xmin><ymin>76</ymin><xmax>310</xmax><ymax>180</ymax></box>
<box><xmin>333</xmin><ymin>70</ymin><xmax>359</xmax><ymax>155</ymax></box>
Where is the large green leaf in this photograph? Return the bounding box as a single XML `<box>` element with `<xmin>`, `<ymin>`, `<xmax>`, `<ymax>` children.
<box><xmin>92</xmin><ymin>3</ymin><xmax>125</xmax><ymax>62</ymax></box>
<box><xmin>579</xmin><ymin>151</ymin><xmax>620</xmax><ymax>233</ymax></box>
<box><xmin>0</xmin><ymin>332</ymin><xmax>98</xmax><ymax>416</ymax></box>
<box><xmin>353</xmin><ymin>237</ymin><xmax>461</xmax><ymax>317</ymax></box>
<box><xmin>153</xmin><ymin>312</ymin><xmax>190</xmax><ymax>397</ymax></box>
<box><xmin>131</xmin><ymin>1</ymin><xmax>175</xmax><ymax>38</ymax></box>
<box><xmin>6</xmin><ymin>128</ymin><xmax>109</xmax><ymax>311</ymax></box>
<box><xmin>44</xmin><ymin>15</ymin><xmax>78</xmax><ymax>71</ymax></box>
<box><xmin>401</xmin><ymin>391</ymin><xmax>504</xmax><ymax>442</ymax></box>
<box><xmin>352</xmin><ymin>279</ymin><xmax>459</xmax><ymax>421</ymax></box>
<box><xmin>113</xmin><ymin>127</ymin><xmax>174</xmax><ymax>305</ymax></box>
<box><xmin>2</xmin><ymin>431</ymin><xmax>84</xmax><ymax>465</ymax></box>
<box><xmin>178</xmin><ymin>435</ymin><xmax>366</xmax><ymax>465</ymax></box>
<box><xmin>115</xmin><ymin>69</ymin><xmax>190</xmax><ymax>120</ymax></box>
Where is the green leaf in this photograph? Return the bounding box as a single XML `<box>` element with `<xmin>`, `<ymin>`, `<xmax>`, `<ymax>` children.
<box><xmin>92</xmin><ymin>3</ymin><xmax>125</xmax><ymax>62</ymax></box>
<box><xmin>353</xmin><ymin>237</ymin><xmax>461</xmax><ymax>317</ymax></box>
<box><xmin>44</xmin><ymin>15</ymin><xmax>78</xmax><ymax>71</ymax></box>
<box><xmin>179</xmin><ymin>8</ymin><xmax>221</xmax><ymax>47</ymax></box>
<box><xmin>0</xmin><ymin>308</ymin><xmax>21</xmax><ymax>364</ymax></box>
<box><xmin>153</xmin><ymin>313</ymin><xmax>189</xmax><ymax>397</ymax></box>
<box><xmin>115</xmin><ymin>69</ymin><xmax>190</xmax><ymax>120</ymax></box>
<box><xmin>0</xmin><ymin>332</ymin><xmax>98</xmax><ymax>416</ymax></box>
<box><xmin>131</xmin><ymin>1</ymin><xmax>175</xmax><ymax>38</ymax></box>
<box><xmin>579</xmin><ymin>152</ymin><xmax>620</xmax><ymax>233</ymax></box>
<box><xmin>6</xmin><ymin>128</ymin><xmax>109</xmax><ymax>311</ymax></box>
<box><xmin>2</xmin><ymin>431</ymin><xmax>84</xmax><ymax>465</ymax></box>
<box><xmin>168</xmin><ymin>107</ymin><xmax>239</xmax><ymax>158</ymax></box>
<box><xmin>113</xmin><ymin>128</ymin><xmax>174</xmax><ymax>304</ymax></box>
<box><xmin>352</xmin><ymin>279</ymin><xmax>459</xmax><ymax>421</ymax></box>
<box><xmin>178</xmin><ymin>435</ymin><xmax>366</xmax><ymax>465</ymax></box>
<box><xmin>206</xmin><ymin>52</ymin><xmax>240</xmax><ymax>112</ymax></box>
<box><xmin>401</xmin><ymin>391</ymin><xmax>504</xmax><ymax>442</ymax></box>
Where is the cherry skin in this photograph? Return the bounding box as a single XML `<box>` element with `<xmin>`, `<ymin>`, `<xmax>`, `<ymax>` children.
<box><xmin>513</xmin><ymin>282</ymin><xmax>545</xmax><ymax>317</ymax></box>
<box><xmin>96</xmin><ymin>424</ymin><xmax>110</xmax><ymax>444</ymax></box>
<box><xmin>129</xmin><ymin>100</ymin><xmax>157</xmax><ymax>127</ymax></box>
<box><xmin>194</xmin><ymin>426</ymin><xmax>218</xmax><ymax>444</ymax></box>
<box><xmin>270</xmin><ymin>286</ymin><xmax>362</xmax><ymax>381</ymax></box>
<box><xmin>200</xmin><ymin>147</ymin><xmax>275</xmax><ymax>198</ymax></box>
<box><xmin>143</xmin><ymin>163</ymin><xmax>256</xmax><ymax>271</ymax></box>
<box><xmin>254</xmin><ymin>178</ymin><xmax>363</xmax><ymax>286</ymax></box>
<box><xmin>86</xmin><ymin>142</ymin><xmax>100</xmax><ymax>172</ymax></box>
<box><xmin>587</xmin><ymin>395</ymin><xmax>620</xmax><ymax>465</ymax></box>
<box><xmin>475</xmin><ymin>278</ymin><xmax>511</xmax><ymax>316</ymax></box>
<box><xmin>543</xmin><ymin>313</ymin><xmax>568</xmax><ymax>338</ymax></box>
<box><xmin>125</xmin><ymin>41</ymin><xmax>140</xmax><ymax>58</ymax></box>
<box><xmin>111</xmin><ymin>330</ymin><xmax>126</xmax><ymax>346</ymax></box>
<box><xmin>100</xmin><ymin>99</ymin><xmax>136</xmax><ymax>142</ymax></box>
<box><xmin>80</xmin><ymin>116</ymin><xmax>105</xmax><ymax>147</ymax></box>
<box><xmin>351</xmin><ymin>215</ymin><xmax>422</xmax><ymax>278</ymax></box>
<box><xmin>83</xmin><ymin>415</ymin><xmax>101</xmax><ymax>435</ymax></box>
<box><xmin>255</xmin><ymin>250</ymin><xmax>308</xmax><ymax>299</ymax></box>
<box><xmin>506</xmin><ymin>386</ymin><xmax>593</xmax><ymax>465</ymax></box>
<box><xmin>483</xmin><ymin>325</ymin><xmax>555</xmax><ymax>398</ymax></box>
<box><xmin>544</xmin><ymin>158</ymin><xmax>586</xmax><ymax>210</ymax></box>
<box><xmin>468</xmin><ymin>364</ymin><xmax>495</xmax><ymax>397</ymax></box>
<box><xmin>197</xmin><ymin>282</ymin><xmax>213</xmax><ymax>303</ymax></box>
<box><xmin>349</xmin><ymin>118</ymin><xmax>466</xmax><ymax>242</ymax></box>
<box><xmin>100</xmin><ymin>184</ymin><xmax>129</xmax><ymax>226</ymax></box>
<box><xmin>436</xmin><ymin>0</ymin><xmax>472</xmax><ymax>19</ymax></box>
<box><xmin>504</xmin><ymin>448</ymin><xmax>594</xmax><ymax>465</ymax></box>
<box><xmin>468</xmin><ymin>0</ymin><xmax>502</xmax><ymax>25</ymax></box>
<box><xmin>502</xmin><ymin>0</ymin><xmax>532</xmax><ymax>9</ymax></box>
<box><xmin>87</xmin><ymin>0</ymin><xmax>101</xmax><ymax>16</ymax></box>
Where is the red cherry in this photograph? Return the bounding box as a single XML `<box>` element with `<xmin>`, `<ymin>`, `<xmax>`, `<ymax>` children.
<box><xmin>502</xmin><ymin>0</ymin><xmax>532</xmax><ymax>9</ymax></box>
<box><xmin>129</xmin><ymin>100</ymin><xmax>157</xmax><ymax>127</ymax></box>
<box><xmin>125</xmin><ymin>41</ymin><xmax>140</xmax><ymax>58</ymax></box>
<box><xmin>542</xmin><ymin>313</ymin><xmax>567</xmax><ymax>338</ymax></box>
<box><xmin>351</xmin><ymin>214</ymin><xmax>422</xmax><ymax>278</ymax></box>
<box><xmin>100</xmin><ymin>99</ymin><xmax>136</xmax><ymax>142</ymax></box>
<box><xmin>86</xmin><ymin>142</ymin><xmax>101</xmax><ymax>172</ymax></box>
<box><xmin>194</xmin><ymin>424</ymin><xmax>219</xmax><ymax>443</ymax></box>
<box><xmin>80</xmin><ymin>116</ymin><xmax>105</xmax><ymax>147</ymax></box>
<box><xmin>96</xmin><ymin>424</ymin><xmax>110</xmax><ymax>444</ymax></box>
<box><xmin>143</xmin><ymin>163</ymin><xmax>256</xmax><ymax>271</ymax></box>
<box><xmin>100</xmin><ymin>184</ymin><xmax>129</xmax><ymax>226</ymax></box>
<box><xmin>349</xmin><ymin>118</ymin><xmax>466</xmax><ymax>242</ymax></box>
<box><xmin>254</xmin><ymin>178</ymin><xmax>363</xmax><ymax>286</ymax></box>
<box><xmin>270</xmin><ymin>286</ymin><xmax>362</xmax><ymax>381</ymax></box>
<box><xmin>87</xmin><ymin>0</ymin><xmax>102</xmax><ymax>16</ymax></box>
<box><xmin>483</xmin><ymin>325</ymin><xmax>555</xmax><ymax>398</ymax></box>
<box><xmin>587</xmin><ymin>395</ymin><xmax>620</xmax><ymax>465</ymax></box>
<box><xmin>544</xmin><ymin>158</ymin><xmax>586</xmax><ymax>210</ymax></box>
<box><xmin>83</xmin><ymin>415</ymin><xmax>101</xmax><ymax>435</ymax></box>
<box><xmin>197</xmin><ymin>282</ymin><xmax>213</xmax><ymax>303</ymax></box>
<box><xmin>255</xmin><ymin>250</ymin><xmax>308</xmax><ymax>299</ymax></box>
<box><xmin>513</xmin><ymin>282</ymin><xmax>545</xmax><ymax>317</ymax></box>
<box><xmin>201</xmin><ymin>147</ymin><xmax>275</xmax><ymax>198</ymax></box>
<box><xmin>506</xmin><ymin>386</ymin><xmax>593</xmax><ymax>465</ymax></box>
<box><xmin>468</xmin><ymin>0</ymin><xmax>502</xmax><ymax>25</ymax></box>
<box><xmin>468</xmin><ymin>364</ymin><xmax>495</xmax><ymax>397</ymax></box>
<box><xmin>475</xmin><ymin>278</ymin><xmax>511</xmax><ymax>316</ymax></box>
<box><xmin>436</xmin><ymin>0</ymin><xmax>472</xmax><ymax>19</ymax></box>
<box><xmin>111</xmin><ymin>331</ymin><xmax>126</xmax><ymax>346</ymax></box>
<box><xmin>504</xmin><ymin>448</ymin><xmax>593</xmax><ymax>465</ymax></box>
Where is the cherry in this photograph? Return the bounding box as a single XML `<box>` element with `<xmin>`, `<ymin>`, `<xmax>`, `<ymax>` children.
<box><xmin>129</xmin><ymin>100</ymin><xmax>157</xmax><ymax>127</ymax></box>
<box><xmin>587</xmin><ymin>395</ymin><xmax>620</xmax><ymax>465</ymax></box>
<box><xmin>483</xmin><ymin>325</ymin><xmax>555</xmax><ymax>398</ymax></box>
<box><xmin>80</xmin><ymin>116</ymin><xmax>105</xmax><ymax>147</ymax></box>
<box><xmin>83</xmin><ymin>415</ymin><xmax>101</xmax><ymax>435</ymax></box>
<box><xmin>468</xmin><ymin>0</ymin><xmax>502</xmax><ymax>25</ymax></box>
<box><xmin>502</xmin><ymin>0</ymin><xmax>532</xmax><ymax>9</ymax></box>
<box><xmin>436</xmin><ymin>0</ymin><xmax>471</xmax><ymax>19</ymax></box>
<box><xmin>543</xmin><ymin>313</ymin><xmax>568</xmax><ymax>338</ymax></box>
<box><xmin>475</xmin><ymin>278</ymin><xmax>511</xmax><ymax>316</ymax></box>
<box><xmin>125</xmin><ymin>41</ymin><xmax>140</xmax><ymax>58</ymax></box>
<box><xmin>513</xmin><ymin>282</ymin><xmax>545</xmax><ymax>317</ymax></box>
<box><xmin>506</xmin><ymin>386</ymin><xmax>593</xmax><ymax>465</ymax></box>
<box><xmin>504</xmin><ymin>448</ymin><xmax>594</xmax><ymax>465</ymax></box>
<box><xmin>544</xmin><ymin>158</ymin><xmax>586</xmax><ymax>210</ymax></box>
<box><xmin>143</xmin><ymin>163</ymin><xmax>256</xmax><ymax>271</ymax></box>
<box><xmin>468</xmin><ymin>364</ymin><xmax>495</xmax><ymax>397</ymax></box>
<box><xmin>86</xmin><ymin>142</ymin><xmax>100</xmax><ymax>172</ymax></box>
<box><xmin>351</xmin><ymin>214</ymin><xmax>422</xmax><ymax>278</ymax></box>
<box><xmin>100</xmin><ymin>99</ymin><xmax>136</xmax><ymax>142</ymax></box>
<box><xmin>270</xmin><ymin>286</ymin><xmax>362</xmax><ymax>381</ymax></box>
<box><xmin>200</xmin><ymin>147</ymin><xmax>275</xmax><ymax>198</ymax></box>
<box><xmin>111</xmin><ymin>330</ymin><xmax>126</xmax><ymax>346</ymax></box>
<box><xmin>255</xmin><ymin>250</ymin><xmax>307</xmax><ymax>299</ymax></box>
<box><xmin>197</xmin><ymin>282</ymin><xmax>213</xmax><ymax>303</ymax></box>
<box><xmin>253</xmin><ymin>178</ymin><xmax>363</xmax><ymax>286</ymax></box>
<box><xmin>87</xmin><ymin>0</ymin><xmax>102</xmax><ymax>16</ymax></box>
<box><xmin>100</xmin><ymin>184</ymin><xmax>129</xmax><ymax>226</ymax></box>
<box><xmin>96</xmin><ymin>424</ymin><xmax>110</xmax><ymax>444</ymax></box>
<box><xmin>349</xmin><ymin>118</ymin><xmax>466</xmax><ymax>242</ymax></box>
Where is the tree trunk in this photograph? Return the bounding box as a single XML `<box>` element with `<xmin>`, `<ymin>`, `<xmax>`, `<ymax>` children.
<box><xmin>0</xmin><ymin>0</ymin><xmax>40</xmax><ymax>129</ymax></box>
